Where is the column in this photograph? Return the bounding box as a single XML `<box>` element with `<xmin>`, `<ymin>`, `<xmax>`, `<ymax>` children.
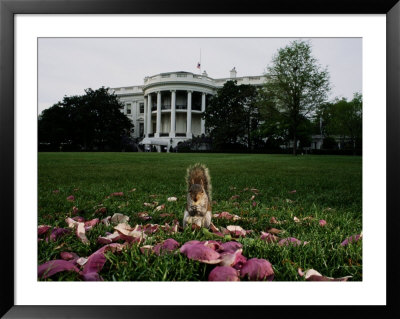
<box><xmin>201</xmin><ymin>92</ymin><xmax>206</xmax><ymax>135</ymax></box>
<box><xmin>186</xmin><ymin>91</ymin><xmax>192</xmax><ymax>138</ymax></box>
<box><xmin>155</xmin><ymin>91</ymin><xmax>162</xmax><ymax>137</ymax></box>
<box><xmin>124</xmin><ymin>103</ymin><xmax>127</xmax><ymax>115</ymax></box>
<box><xmin>147</xmin><ymin>94</ymin><xmax>152</xmax><ymax>136</ymax></box>
<box><xmin>144</xmin><ymin>98</ymin><xmax>148</xmax><ymax>137</ymax></box>
<box><xmin>170</xmin><ymin>90</ymin><xmax>176</xmax><ymax>137</ymax></box>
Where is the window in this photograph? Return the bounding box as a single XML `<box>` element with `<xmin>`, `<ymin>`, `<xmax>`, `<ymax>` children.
<box><xmin>126</xmin><ymin>103</ymin><xmax>131</xmax><ymax>115</ymax></box>
<box><xmin>140</xmin><ymin>103</ymin><xmax>144</xmax><ymax>114</ymax></box>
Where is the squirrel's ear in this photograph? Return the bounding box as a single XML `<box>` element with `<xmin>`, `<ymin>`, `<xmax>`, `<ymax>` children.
<box><xmin>191</xmin><ymin>178</ymin><xmax>195</xmax><ymax>185</ymax></box>
<box><xmin>200</xmin><ymin>179</ymin><xmax>204</xmax><ymax>187</ymax></box>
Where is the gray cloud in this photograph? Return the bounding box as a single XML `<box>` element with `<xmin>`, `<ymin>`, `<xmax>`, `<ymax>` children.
<box><xmin>38</xmin><ymin>37</ymin><xmax>362</xmax><ymax>114</ymax></box>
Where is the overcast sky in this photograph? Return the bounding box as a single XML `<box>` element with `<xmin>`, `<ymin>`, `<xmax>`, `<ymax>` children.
<box><xmin>38</xmin><ymin>37</ymin><xmax>362</xmax><ymax>114</ymax></box>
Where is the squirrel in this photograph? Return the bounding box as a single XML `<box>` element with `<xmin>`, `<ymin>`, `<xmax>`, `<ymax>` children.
<box><xmin>183</xmin><ymin>163</ymin><xmax>212</xmax><ymax>229</ymax></box>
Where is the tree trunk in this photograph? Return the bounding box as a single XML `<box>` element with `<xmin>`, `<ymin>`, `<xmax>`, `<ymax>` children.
<box><xmin>293</xmin><ymin>131</ymin><xmax>297</xmax><ymax>156</ymax></box>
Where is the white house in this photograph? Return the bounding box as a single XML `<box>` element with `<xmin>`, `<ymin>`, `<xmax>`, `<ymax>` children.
<box><xmin>111</xmin><ymin>68</ymin><xmax>266</xmax><ymax>151</ymax></box>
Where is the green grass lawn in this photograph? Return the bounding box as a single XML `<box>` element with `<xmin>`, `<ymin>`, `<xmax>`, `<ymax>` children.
<box><xmin>38</xmin><ymin>152</ymin><xmax>362</xmax><ymax>281</ymax></box>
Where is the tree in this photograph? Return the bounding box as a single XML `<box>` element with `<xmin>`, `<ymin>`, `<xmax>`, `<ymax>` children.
<box><xmin>38</xmin><ymin>87</ymin><xmax>134</xmax><ymax>151</ymax></box>
<box><xmin>203</xmin><ymin>81</ymin><xmax>261</xmax><ymax>151</ymax></box>
<box><xmin>262</xmin><ymin>40</ymin><xmax>330</xmax><ymax>155</ymax></box>
<box><xmin>317</xmin><ymin>93</ymin><xmax>362</xmax><ymax>153</ymax></box>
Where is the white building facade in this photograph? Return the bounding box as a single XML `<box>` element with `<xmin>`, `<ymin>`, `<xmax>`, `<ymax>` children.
<box><xmin>111</xmin><ymin>68</ymin><xmax>266</xmax><ymax>151</ymax></box>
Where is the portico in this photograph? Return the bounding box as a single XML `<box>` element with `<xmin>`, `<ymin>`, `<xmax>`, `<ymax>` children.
<box><xmin>144</xmin><ymin>87</ymin><xmax>209</xmax><ymax>144</ymax></box>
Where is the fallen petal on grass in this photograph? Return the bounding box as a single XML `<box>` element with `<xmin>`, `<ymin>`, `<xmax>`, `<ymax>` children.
<box><xmin>278</xmin><ymin>237</ymin><xmax>308</xmax><ymax>246</ymax></box>
<box><xmin>84</xmin><ymin>218</ymin><xmax>99</xmax><ymax>230</ymax></box>
<box><xmin>38</xmin><ymin>225</ymin><xmax>51</xmax><ymax>236</ymax></box>
<box><xmin>299</xmin><ymin>268</ymin><xmax>352</xmax><ymax>281</ymax></box>
<box><xmin>180</xmin><ymin>242</ymin><xmax>221</xmax><ymax>264</ymax></box>
<box><xmin>97</xmin><ymin>231</ymin><xmax>121</xmax><ymax>245</ymax></box>
<box><xmin>38</xmin><ymin>260</ymin><xmax>80</xmax><ymax>279</ymax></box>
<box><xmin>60</xmin><ymin>252</ymin><xmax>79</xmax><ymax>261</ymax></box>
<box><xmin>167</xmin><ymin>197</ymin><xmax>177</xmax><ymax>202</ymax></box>
<box><xmin>260</xmin><ymin>232</ymin><xmax>279</xmax><ymax>243</ymax></box>
<box><xmin>153</xmin><ymin>238</ymin><xmax>180</xmax><ymax>256</ymax></box>
<box><xmin>110</xmin><ymin>192</ymin><xmax>124</xmax><ymax>197</ymax></box>
<box><xmin>240</xmin><ymin>258</ymin><xmax>274</xmax><ymax>281</ymax></box>
<box><xmin>138</xmin><ymin>212</ymin><xmax>151</xmax><ymax>221</ymax></box>
<box><xmin>208</xmin><ymin>266</ymin><xmax>240</xmax><ymax>281</ymax></box>
<box><xmin>66</xmin><ymin>195</ymin><xmax>75</xmax><ymax>202</ymax></box>
<box><xmin>49</xmin><ymin>227</ymin><xmax>71</xmax><ymax>241</ymax></box>
<box><xmin>226</xmin><ymin>225</ymin><xmax>247</xmax><ymax>237</ymax></box>
<box><xmin>213</xmin><ymin>212</ymin><xmax>241</xmax><ymax>221</ymax></box>
<box><xmin>111</xmin><ymin>213</ymin><xmax>130</xmax><ymax>225</ymax></box>
<box><xmin>341</xmin><ymin>234</ymin><xmax>362</xmax><ymax>246</ymax></box>
<box><xmin>219</xmin><ymin>241</ymin><xmax>242</xmax><ymax>253</ymax></box>
<box><xmin>319</xmin><ymin>219</ymin><xmax>327</xmax><ymax>227</ymax></box>
<box><xmin>76</xmin><ymin>222</ymin><xmax>90</xmax><ymax>245</ymax></box>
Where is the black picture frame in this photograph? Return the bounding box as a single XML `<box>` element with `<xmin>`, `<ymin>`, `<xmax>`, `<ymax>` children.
<box><xmin>1</xmin><ymin>0</ymin><xmax>399</xmax><ymax>318</ymax></box>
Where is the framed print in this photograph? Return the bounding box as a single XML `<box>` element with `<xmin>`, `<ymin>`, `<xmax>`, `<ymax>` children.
<box><xmin>1</xmin><ymin>0</ymin><xmax>399</xmax><ymax>318</ymax></box>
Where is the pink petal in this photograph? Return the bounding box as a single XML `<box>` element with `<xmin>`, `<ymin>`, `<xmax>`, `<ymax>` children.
<box><xmin>60</xmin><ymin>252</ymin><xmax>79</xmax><ymax>261</ymax></box>
<box><xmin>208</xmin><ymin>266</ymin><xmax>240</xmax><ymax>281</ymax></box>
<box><xmin>142</xmin><ymin>224</ymin><xmax>159</xmax><ymax>234</ymax></box>
<box><xmin>155</xmin><ymin>204</ymin><xmax>165</xmax><ymax>211</ymax></box>
<box><xmin>38</xmin><ymin>260</ymin><xmax>80</xmax><ymax>279</ymax></box>
<box><xmin>101</xmin><ymin>216</ymin><xmax>111</xmax><ymax>226</ymax></box>
<box><xmin>289</xmin><ymin>190</ymin><xmax>297</xmax><ymax>194</ymax></box>
<box><xmin>319</xmin><ymin>219</ymin><xmax>327</xmax><ymax>227</ymax></box>
<box><xmin>49</xmin><ymin>227</ymin><xmax>71</xmax><ymax>241</ymax></box>
<box><xmin>278</xmin><ymin>237</ymin><xmax>307</xmax><ymax>246</ymax></box>
<box><xmin>153</xmin><ymin>238</ymin><xmax>180</xmax><ymax>256</ymax></box>
<box><xmin>38</xmin><ymin>225</ymin><xmax>51</xmax><ymax>236</ymax></box>
<box><xmin>270</xmin><ymin>217</ymin><xmax>279</xmax><ymax>224</ymax></box>
<box><xmin>66</xmin><ymin>195</ymin><xmax>75</xmax><ymax>202</ymax></box>
<box><xmin>219</xmin><ymin>249</ymin><xmax>246</xmax><ymax>268</ymax></box>
<box><xmin>159</xmin><ymin>213</ymin><xmax>174</xmax><ymax>218</ymax></box>
<box><xmin>219</xmin><ymin>241</ymin><xmax>242</xmax><ymax>254</ymax></box>
<box><xmin>161</xmin><ymin>221</ymin><xmax>179</xmax><ymax>234</ymax></box>
<box><xmin>84</xmin><ymin>218</ymin><xmax>99</xmax><ymax>230</ymax></box>
<box><xmin>203</xmin><ymin>240</ymin><xmax>223</xmax><ymax>251</ymax></box>
<box><xmin>81</xmin><ymin>251</ymin><xmax>106</xmax><ymax>275</ymax></box>
<box><xmin>226</xmin><ymin>225</ymin><xmax>247</xmax><ymax>237</ymax></box>
<box><xmin>167</xmin><ymin>197</ymin><xmax>177</xmax><ymax>202</ymax></box>
<box><xmin>301</xmin><ymin>269</ymin><xmax>352</xmax><ymax>281</ymax></box>
<box><xmin>72</xmin><ymin>206</ymin><xmax>79</xmax><ymax>215</ymax></box>
<box><xmin>111</xmin><ymin>213</ymin><xmax>130</xmax><ymax>225</ymax></box>
<box><xmin>53</xmin><ymin>190</ymin><xmax>60</xmax><ymax>194</ymax></box>
<box><xmin>76</xmin><ymin>222</ymin><xmax>90</xmax><ymax>245</ymax></box>
<box><xmin>72</xmin><ymin>216</ymin><xmax>85</xmax><ymax>223</ymax></box>
<box><xmin>94</xmin><ymin>207</ymin><xmax>107</xmax><ymax>214</ymax></box>
<box><xmin>180</xmin><ymin>242</ymin><xmax>221</xmax><ymax>264</ymax></box>
<box><xmin>140</xmin><ymin>245</ymin><xmax>154</xmax><ymax>255</ymax></box>
<box><xmin>138</xmin><ymin>212</ymin><xmax>151</xmax><ymax>221</ymax></box>
<box><xmin>252</xmin><ymin>201</ymin><xmax>257</xmax><ymax>207</ymax></box>
<box><xmin>110</xmin><ymin>192</ymin><xmax>124</xmax><ymax>197</ymax></box>
<box><xmin>260</xmin><ymin>231</ymin><xmax>279</xmax><ymax>243</ymax></box>
<box><xmin>240</xmin><ymin>258</ymin><xmax>274</xmax><ymax>281</ymax></box>
<box><xmin>114</xmin><ymin>223</ymin><xmax>146</xmax><ymax>243</ymax></box>
<box><xmin>97</xmin><ymin>232</ymin><xmax>121</xmax><ymax>245</ymax></box>
<box><xmin>293</xmin><ymin>216</ymin><xmax>300</xmax><ymax>223</ymax></box>
<box><xmin>341</xmin><ymin>234</ymin><xmax>362</xmax><ymax>246</ymax></box>
<box><xmin>81</xmin><ymin>272</ymin><xmax>103</xmax><ymax>281</ymax></box>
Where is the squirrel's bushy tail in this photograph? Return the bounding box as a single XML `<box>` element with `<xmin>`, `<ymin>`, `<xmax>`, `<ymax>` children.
<box><xmin>186</xmin><ymin>163</ymin><xmax>212</xmax><ymax>200</ymax></box>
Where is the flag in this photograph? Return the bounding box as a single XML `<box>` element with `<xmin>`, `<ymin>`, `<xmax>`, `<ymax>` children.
<box><xmin>197</xmin><ymin>62</ymin><xmax>201</xmax><ymax>69</ymax></box>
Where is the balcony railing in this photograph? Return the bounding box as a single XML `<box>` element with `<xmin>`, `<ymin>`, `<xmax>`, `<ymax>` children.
<box><xmin>150</xmin><ymin>105</ymin><xmax>202</xmax><ymax>111</ymax></box>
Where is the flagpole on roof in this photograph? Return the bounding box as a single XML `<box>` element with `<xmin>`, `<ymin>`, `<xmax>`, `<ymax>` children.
<box><xmin>200</xmin><ymin>48</ymin><xmax>202</xmax><ymax>74</ymax></box>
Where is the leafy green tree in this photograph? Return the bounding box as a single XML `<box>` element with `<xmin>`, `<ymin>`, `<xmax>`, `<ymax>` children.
<box><xmin>203</xmin><ymin>80</ymin><xmax>261</xmax><ymax>151</ymax></box>
<box><xmin>38</xmin><ymin>87</ymin><xmax>134</xmax><ymax>151</ymax></box>
<box><xmin>262</xmin><ymin>40</ymin><xmax>330</xmax><ymax>155</ymax></box>
<box><xmin>317</xmin><ymin>93</ymin><xmax>362</xmax><ymax>153</ymax></box>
